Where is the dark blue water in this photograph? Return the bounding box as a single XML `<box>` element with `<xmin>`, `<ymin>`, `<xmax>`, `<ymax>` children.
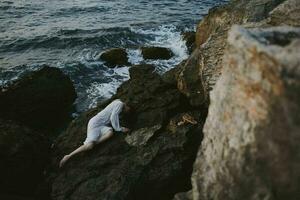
<box><xmin>0</xmin><ymin>0</ymin><xmax>227</xmax><ymax>112</ymax></box>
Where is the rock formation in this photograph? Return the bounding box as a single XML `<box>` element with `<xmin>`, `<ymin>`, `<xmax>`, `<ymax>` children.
<box><xmin>0</xmin><ymin>66</ymin><xmax>76</xmax><ymax>131</ymax></box>
<box><xmin>0</xmin><ymin>66</ymin><xmax>76</xmax><ymax>199</ymax></box>
<box><xmin>140</xmin><ymin>46</ymin><xmax>174</xmax><ymax>60</ymax></box>
<box><xmin>174</xmin><ymin>0</ymin><xmax>300</xmax><ymax>199</ymax></box>
<box><xmin>48</xmin><ymin>64</ymin><xmax>207</xmax><ymax>200</ymax></box>
<box><xmin>0</xmin><ymin>119</ymin><xmax>50</xmax><ymax>200</ymax></box>
<box><xmin>183</xmin><ymin>25</ymin><xmax>300</xmax><ymax>200</ymax></box>
<box><xmin>2</xmin><ymin>0</ymin><xmax>300</xmax><ymax>200</ymax></box>
<box><xmin>176</xmin><ymin>0</ymin><xmax>285</xmax><ymax>107</ymax></box>
<box><xmin>182</xmin><ymin>31</ymin><xmax>196</xmax><ymax>54</ymax></box>
<box><xmin>96</xmin><ymin>48</ymin><xmax>130</xmax><ymax>67</ymax></box>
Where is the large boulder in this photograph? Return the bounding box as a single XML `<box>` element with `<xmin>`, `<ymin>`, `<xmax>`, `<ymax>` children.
<box><xmin>177</xmin><ymin>0</ymin><xmax>285</xmax><ymax>107</ymax></box>
<box><xmin>97</xmin><ymin>48</ymin><xmax>130</xmax><ymax>67</ymax></box>
<box><xmin>48</xmin><ymin>64</ymin><xmax>207</xmax><ymax>200</ymax></box>
<box><xmin>0</xmin><ymin>119</ymin><xmax>50</xmax><ymax>199</ymax></box>
<box><xmin>179</xmin><ymin>26</ymin><xmax>300</xmax><ymax>200</ymax></box>
<box><xmin>0</xmin><ymin>66</ymin><xmax>76</xmax><ymax>131</ymax></box>
<box><xmin>140</xmin><ymin>47</ymin><xmax>174</xmax><ymax>60</ymax></box>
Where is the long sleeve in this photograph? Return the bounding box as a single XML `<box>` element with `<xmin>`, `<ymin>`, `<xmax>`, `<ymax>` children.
<box><xmin>110</xmin><ymin>101</ymin><xmax>123</xmax><ymax>132</ymax></box>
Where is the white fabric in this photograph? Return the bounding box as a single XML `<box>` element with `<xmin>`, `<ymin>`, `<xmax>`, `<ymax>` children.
<box><xmin>84</xmin><ymin>99</ymin><xmax>124</xmax><ymax>144</ymax></box>
<box><xmin>84</xmin><ymin>126</ymin><xmax>112</xmax><ymax>145</ymax></box>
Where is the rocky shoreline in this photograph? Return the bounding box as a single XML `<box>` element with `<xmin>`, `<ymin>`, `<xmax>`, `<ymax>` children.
<box><xmin>1</xmin><ymin>0</ymin><xmax>299</xmax><ymax>200</ymax></box>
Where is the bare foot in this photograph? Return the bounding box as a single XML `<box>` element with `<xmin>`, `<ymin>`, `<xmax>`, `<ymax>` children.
<box><xmin>59</xmin><ymin>155</ymin><xmax>71</xmax><ymax>168</ymax></box>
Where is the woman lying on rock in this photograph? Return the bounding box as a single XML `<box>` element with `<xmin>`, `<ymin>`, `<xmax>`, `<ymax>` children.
<box><xmin>59</xmin><ymin>99</ymin><xmax>131</xmax><ymax>168</ymax></box>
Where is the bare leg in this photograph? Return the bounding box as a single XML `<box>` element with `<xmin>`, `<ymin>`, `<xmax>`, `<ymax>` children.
<box><xmin>96</xmin><ymin>130</ymin><xmax>114</xmax><ymax>144</ymax></box>
<box><xmin>59</xmin><ymin>142</ymin><xmax>95</xmax><ymax>168</ymax></box>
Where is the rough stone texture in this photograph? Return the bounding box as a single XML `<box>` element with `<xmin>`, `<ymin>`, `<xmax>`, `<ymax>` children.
<box><xmin>0</xmin><ymin>119</ymin><xmax>50</xmax><ymax>198</ymax></box>
<box><xmin>48</xmin><ymin>65</ymin><xmax>207</xmax><ymax>200</ymax></box>
<box><xmin>162</xmin><ymin>60</ymin><xmax>186</xmax><ymax>86</ymax></box>
<box><xmin>177</xmin><ymin>0</ymin><xmax>284</xmax><ymax>106</ymax></box>
<box><xmin>140</xmin><ymin>46</ymin><xmax>174</xmax><ymax>60</ymax></box>
<box><xmin>97</xmin><ymin>48</ymin><xmax>130</xmax><ymax>67</ymax></box>
<box><xmin>182</xmin><ymin>31</ymin><xmax>196</xmax><ymax>54</ymax></box>
<box><xmin>0</xmin><ymin>66</ymin><xmax>76</xmax><ymax>131</ymax></box>
<box><xmin>269</xmin><ymin>0</ymin><xmax>300</xmax><ymax>26</ymax></box>
<box><xmin>125</xmin><ymin>125</ymin><xmax>161</xmax><ymax>146</ymax></box>
<box><xmin>187</xmin><ymin>26</ymin><xmax>300</xmax><ymax>200</ymax></box>
<box><xmin>177</xmin><ymin>50</ymin><xmax>208</xmax><ymax>107</ymax></box>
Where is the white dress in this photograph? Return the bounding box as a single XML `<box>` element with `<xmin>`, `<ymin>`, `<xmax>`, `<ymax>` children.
<box><xmin>84</xmin><ymin>99</ymin><xmax>124</xmax><ymax>144</ymax></box>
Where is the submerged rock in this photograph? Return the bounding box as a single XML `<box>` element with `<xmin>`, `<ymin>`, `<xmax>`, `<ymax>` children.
<box><xmin>0</xmin><ymin>119</ymin><xmax>50</xmax><ymax>198</ymax></box>
<box><xmin>97</xmin><ymin>48</ymin><xmax>130</xmax><ymax>67</ymax></box>
<box><xmin>180</xmin><ymin>26</ymin><xmax>300</xmax><ymax>200</ymax></box>
<box><xmin>140</xmin><ymin>46</ymin><xmax>174</xmax><ymax>60</ymax></box>
<box><xmin>49</xmin><ymin>64</ymin><xmax>207</xmax><ymax>200</ymax></box>
<box><xmin>0</xmin><ymin>66</ymin><xmax>76</xmax><ymax>131</ymax></box>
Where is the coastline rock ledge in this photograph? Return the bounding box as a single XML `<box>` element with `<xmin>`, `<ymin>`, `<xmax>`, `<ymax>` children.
<box><xmin>175</xmin><ymin>24</ymin><xmax>300</xmax><ymax>200</ymax></box>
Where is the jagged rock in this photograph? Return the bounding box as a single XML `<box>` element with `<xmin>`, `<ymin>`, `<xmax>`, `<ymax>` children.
<box><xmin>0</xmin><ymin>66</ymin><xmax>76</xmax><ymax>131</ymax></box>
<box><xmin>97</xmin><ymin>48</ymin><xmax>130</xmax><ymax>67</ymax></box>
<box><xmin>125</xmin><ymin>125</ymin><xmax>161</xmax><ymax>146</ymax></box>
<box><xmin>0</xmin><ymin>119</ymin><xmax>50</xmax><ymax>198</ymax></box>
<box><xmin>177</xmin><ymin>50</ymin><xmax>208</xmax><ymax>107</ymax></box>
<box><xmin>140</xmin><ymin>46</ymin><xmax>174</xmax><ymax>60</ymax></box>
<box><xmin>49</xmin><ymin>64</ymin><xmax>207</xmax><ymax>200</ymax></box>
<box><xmin>181</xmin><ymin>26</ymin><xmax>300</xmax><ymax>200</ymax></box>
<box><xmin>182</xmin><ymin>31</ymin><xmax>196</xmax><ymax>54</ymax></box>
<box><xmin>269</xmin><ymin>0</ymin><xmax>300</xmax><ymax>26</ymax></box>
<box><xmin>162</xmin><ymin>60</ymin><xmax>186</xmax><ymax>86</ymax></box>
<box><xmin>177</xmin><ymin>0</ymin><xmax>285</xmax><ymax>107</ymax></box>
<box><xmin>114</xmin><ymin>64</ymin><xmax>191</xmax><ymax>129</ymax></box>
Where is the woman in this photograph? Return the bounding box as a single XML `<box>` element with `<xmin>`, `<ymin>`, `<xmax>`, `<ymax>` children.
<box><xmin>59</xmin><ymin>99</ymin><xmax>130</xmax><ymax>168</ymax></box>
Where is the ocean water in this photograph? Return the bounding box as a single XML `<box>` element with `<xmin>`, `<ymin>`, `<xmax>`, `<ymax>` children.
<box><xmin>0</xmin><ymin>0</ymin><xmax>227</xmax><ymax>112</ymax></box>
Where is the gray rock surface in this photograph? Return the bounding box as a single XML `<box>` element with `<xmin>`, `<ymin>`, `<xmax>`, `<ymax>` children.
<box><xmin>177</xmin><ymin>0</ymin><xmax>284</xmax><ymax>106</ymax></box>
<box><xmin>269</xmin><ymin>0</ymin><xmax>300</xmax><ymax>26</ymax></box>
<box><xmin>185</xmin><ymin>26</ymin><xmax>300</xmax><ymax>200</ymax></box>
<box><xmin>125</xmin><ymin>125</ymin><xmax>161</xmax><ymax>146</ymax></box>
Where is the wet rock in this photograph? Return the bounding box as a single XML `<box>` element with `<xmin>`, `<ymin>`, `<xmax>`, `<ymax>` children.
<box><xmin>141</xmin><ymin>46</ymin><xmax>174</xmax><ymax>60</ymax></box>
<box><xmin>97</xmin><ymin>48</ymin><xmax>130</xmax><ymax>67</ymax></box>
<box><xmin>49</xmin><ymin>64</ymin><xmax>206</xmax><ymax>200</ymax></box>
<box><xmin>269</xmin><ymin>0</ymin><xmax>300</xmax><ymax>26</ymax></box>
<box><xmin>0</xmin><ymin>119</ymin><xmax>50</xmax><ymax>198</ymax></box>
<box><xmin>0</xmin><ymin>66</ymin><xmax>76</xmax><ymax>131</ymax></box>
<box><xmin>182</xmin><ymin>31</ymin><xmax>195</xmax><ymax>54</ymax></box>
<box><xmin>183</xmin><ymin>26</ymin><xmax>300</xmax><ymax>200</ymax></box>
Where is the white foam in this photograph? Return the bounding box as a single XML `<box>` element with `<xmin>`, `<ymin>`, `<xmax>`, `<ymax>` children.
<box><xmin>127</xmin><ymin>49</ymin><xmax>143</xmax><ymax>65</ymax></box>
<box><xmin>86</xmin><ymin>66</ymin><xmax>129</xmax><ymax>109</ymax></box>
<box><xmin>130</xmin><ymin>24</ymin><xmax>189</xmax><ymax>73</ymax></box>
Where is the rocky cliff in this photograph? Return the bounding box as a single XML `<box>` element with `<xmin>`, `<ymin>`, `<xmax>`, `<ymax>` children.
<box><xmin>1</xmin><ymin>0</ymin><xmax>299</xmax><ymax>200</ymax></box>
<box><xmin>175</xmin><ymin>0</ymin><xmax>300</xmax><ymax>199</ymax></box>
